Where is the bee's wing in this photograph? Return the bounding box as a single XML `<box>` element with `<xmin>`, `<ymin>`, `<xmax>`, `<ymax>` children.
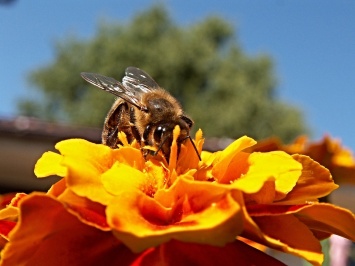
<box><xmin>81</xmin><ymin>72</ymin><xmax>145</xmax><ymax>110</ymax></box>
<box><xmin>122</xmin><ymin>66</ymin><xmax>160</xmax><ymax>92</ymax></box>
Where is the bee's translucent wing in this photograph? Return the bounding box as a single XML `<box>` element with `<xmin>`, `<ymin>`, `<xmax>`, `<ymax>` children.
<box><xmin>81</xmin><ymin>72</ymin><xmax>145</xmax><ymax>110</ymax></box>
<box><xmin>123</xmin><ymin>66</ymin><xmax>160</xmax><ymax>93</ymax></box>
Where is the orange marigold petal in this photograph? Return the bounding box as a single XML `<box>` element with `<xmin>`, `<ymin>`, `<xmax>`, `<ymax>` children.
<box><xmin>280</xmin><ymin>155</ymin><xmax>338</xmax><ymax>204</ymax></box>
<box><xmin>212</xmin><ymin>136</ymin><xmax>257</xmax><ymax>182</ymax></box>
<box><xmin>117</xmin><ymin>131</ymin><xmax>129</xmax><ymax>146</ymax></box>
<box><xmin>194</xmin><ymin>129</ymin><xmax>204</xmax><ymax>152</ymax></box>
<box><xmin>294</xmin><ymin>203</ymin><xmax>355</xmax><ymax>241</ymax></box>
<box><xmin>34</xmin><ymin>151</ymin><xmax>66</xmax><ymax>178</ymax></box>
<box><xmin>332</xmin><ymin>144</ymin><xmax>355</xmax><ymax>167</ymax></box>
<box><xmin>168</xmin><ymin>126</ymin><xmax>180</xmax><ymax>173</ymax></box>
<box><xmin>246</xmin><ymin>202</ymin><xmax>355</xmax><ymax>242</ymax></box>
<box><xmin>218</xmin><ymin>151</ymin><xmax>250</xmax><ymax>184</ymax></box>
<box><xmin>107</xmin><ymin>177</ymin><xmax>243</xmax><ymax>252</ymax></box>
<box><xmin>246</xmin><ymin>215</ymin><xmax>324</xmax><ymax>265</ymax></box>
<box><xmin>176</xmin><ymin>129</ymin><xmax>204</xmax><ymax>174</ymax></box>
<box><xmin>47</xmin><ymin>178</ymin><xmax>67</xmax><ymax>197</ymax></box>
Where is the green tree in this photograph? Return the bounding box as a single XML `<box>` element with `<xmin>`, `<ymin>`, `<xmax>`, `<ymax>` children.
<box><xmin>19</xmin><ymin>6</ymin><xmax>307</xmax><ymax>142</ymax></box>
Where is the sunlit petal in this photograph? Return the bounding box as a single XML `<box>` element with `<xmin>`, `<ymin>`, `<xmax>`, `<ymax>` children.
<box><xmin>233</xmin><ymin>151</ymin><xmax>302</xmax><ymax>195</ymax></box>
<box><xmin>34</xmin><ymin>151</ymin><xmax>66</xmax><ymax>178</ymax></box>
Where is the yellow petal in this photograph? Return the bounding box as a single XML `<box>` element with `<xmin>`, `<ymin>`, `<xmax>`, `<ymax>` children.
<box><xmin>34</xmin><ymin>151</ymin><xmax>66</xmax><ymax>178</ymax></box>
<box><xmin>57</xmin><ymin>139</ymin><xmax>115</xmax><ymax>205</ymax></box>
<box><xmin>56</xmin><ymin>139</ymin><xmax>146</xmax><ymax>205</ymax></box>
<box><xmin>56</xmin><ymin>139</ymin><xmax>113</xmax><ymax>169</ymax></box>
<box><xmin>234</xmin><ymin>151</ymin><xmax>302</xmax><ymax>194</ymax></box>
<box><xmin>101</xmin><ymin>162</ymin><xmax>152</xmax><ymax>197</ymax></box>
<box><xmin>64</xmin><ymin>158</ymin><xmax>113</xmax><ymax>206</ymax></box>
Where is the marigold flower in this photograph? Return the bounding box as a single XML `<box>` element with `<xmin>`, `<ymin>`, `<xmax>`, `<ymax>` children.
<box><xmin>1</xmin><ymin>128</ymin><xmax>355</xmax><ymax>266</ymax></box>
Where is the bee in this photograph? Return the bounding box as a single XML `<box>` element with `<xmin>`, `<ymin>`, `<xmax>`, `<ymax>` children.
<box><xmin>81</xmin><ymin>66</ymin><xmax>200</xmax><ymax>161</ymax></box>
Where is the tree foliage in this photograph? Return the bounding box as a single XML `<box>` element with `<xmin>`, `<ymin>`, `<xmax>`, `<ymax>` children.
<box><xmin>19</xmin><ymin>6</ymin><xmax>307</xmax><ymax>142</ymax></box>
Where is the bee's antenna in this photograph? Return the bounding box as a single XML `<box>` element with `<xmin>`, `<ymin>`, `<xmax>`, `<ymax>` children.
<box><xmin>186</xmin><ymin>136</ymin><xmax>201</xmax><ymax>161</ymax></box>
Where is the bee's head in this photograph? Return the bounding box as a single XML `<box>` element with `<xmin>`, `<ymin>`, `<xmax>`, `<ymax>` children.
<box><xmin>152</xmin><ymin>123</ymin><xmax>176</xmax><ymax>159</ymax></box>
<box><xmin>152</xmin><ymin>117</ymin><xmax>200</xmax><ymax>162</ymax></box>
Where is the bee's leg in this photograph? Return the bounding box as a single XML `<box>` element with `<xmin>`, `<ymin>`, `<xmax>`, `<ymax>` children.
<box><xmin>103</xmin><ymin>112</ymin><xmax>122</xmax><ymax>148</ymax></box>
<box><xmin>105</xmin><ymin>126</ymin><xmax>120</xmax><ymax>147</ymax></box>
<box><xmin>103</xmin><ymin>102</ymin><xmax>129</xmax><ymax>148</ymax></box>
<box><xmin>141</xmin><ymin>125</ymin><xmax>159</xmax><ymax>159</ymax></box>
<box><xmin>129</xmin><ymin>107</ymin><xmax>141</xmax><ymax>143</ymax></box>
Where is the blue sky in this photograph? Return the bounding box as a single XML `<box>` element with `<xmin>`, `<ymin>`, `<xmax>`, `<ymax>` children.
<box><xmin>1</xmin><ymin>1</ymin><xmax>355</xmax><ymax>150</ymax></box>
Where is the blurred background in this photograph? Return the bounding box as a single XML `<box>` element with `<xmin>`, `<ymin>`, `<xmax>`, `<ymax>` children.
<box><xmin>1</xmin><ymin>1</ymin><xmax>355</xmax><ymax>264</ymax></box>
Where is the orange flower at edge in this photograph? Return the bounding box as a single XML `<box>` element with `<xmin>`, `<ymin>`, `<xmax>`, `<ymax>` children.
<box><xmin>249</xmin><ymin>134</ymin><xmax>355</xmax><ymax>184</ymax></box>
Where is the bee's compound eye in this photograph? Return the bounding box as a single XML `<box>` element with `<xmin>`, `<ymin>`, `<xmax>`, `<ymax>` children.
<box><xmin>154</xmin><ymin>126</ymin><xmax>165</xmax><ymax>142</ymax></box>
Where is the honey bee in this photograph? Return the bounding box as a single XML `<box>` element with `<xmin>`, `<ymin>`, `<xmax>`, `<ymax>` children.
<box><xmin>81</xmin><ymin>66</ymin><xmax>200</xmax><ymax>161</ymax></box>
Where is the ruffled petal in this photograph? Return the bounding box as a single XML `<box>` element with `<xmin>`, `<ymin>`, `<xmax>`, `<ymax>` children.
<box><xmin>242</xmin><ymin>212</ymin><xmax>324</xmax><ymax>265</ymax></box>
<box><xmin>254</xmin><ymin>215</ymin><xmax>323</xmax><ymax>265</ymax></box>
<box><xmin>107</xmin><ymin>177</ymin><xmax>243</xmax><ymax>252</ymax></box>
<box><xmin>280</xmin><ymin>155</ymin><xmax>338</xmax><ymax>204</ymax></box>
<box><xmin>212</xmin><ymin>136</ymin><xmax>256</xmax><ymax>183</ymax></box>
<box><xmin>58</xmin><ymin>189</ymin><xmax>109</xmax><ymax>230</ymax></box>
